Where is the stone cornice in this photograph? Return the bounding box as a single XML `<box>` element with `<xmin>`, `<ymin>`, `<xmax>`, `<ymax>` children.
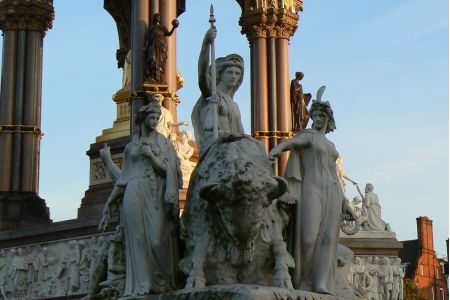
<box><xmin>0</xmin><ymin>0</ymin><xmax>54</xmax><ymax>33</ymax></box>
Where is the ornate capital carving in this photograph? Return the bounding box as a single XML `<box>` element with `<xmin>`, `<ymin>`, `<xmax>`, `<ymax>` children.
<box><xmin>238</xmin><ymin>3</ymin><xmax>300</xmax><ymax>42</ymax></box>
<box><xmin>0</xmin><ymin>0</ymin><xmax>54</xmax><ymax>33</ymax></box>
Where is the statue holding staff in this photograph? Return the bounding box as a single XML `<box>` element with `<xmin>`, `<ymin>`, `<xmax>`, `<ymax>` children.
<box><xmin>191</xmin><ymin>6</ymin><xmax>245</xmax><ymax>155</ymax></box>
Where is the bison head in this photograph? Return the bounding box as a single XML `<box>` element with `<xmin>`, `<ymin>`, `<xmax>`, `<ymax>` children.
<box><xmin>199</xmin><ymin>162</ymin><xmax>287</xmax><ymax>265</ymax></box>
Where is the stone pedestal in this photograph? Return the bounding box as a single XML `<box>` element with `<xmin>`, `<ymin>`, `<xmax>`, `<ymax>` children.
<box><xmin>340</xmin><ymin>230</ymin><xmax>402</xmax><ymax>256</ymax></box>
<box><xmin>121</xmin><ymin>285</ymin><xmax>332</xmax><ymax>300</ymax></box>
<box><xmin>340</xmin><ymin>230</ymin><xmax>404</xmax><ymax>300</ymax></box>
<box><xmin>78</xmin><ymin>135</ymin><xmax>129</xmax><ymax>219</ymax></box>
<box><xmin>0</xmin><ymin>192</ymin><xmax>51</xmax><ymax>230</ymax></box>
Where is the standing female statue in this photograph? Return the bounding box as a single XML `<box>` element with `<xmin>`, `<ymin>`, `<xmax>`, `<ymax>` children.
<box><xmin>191</xmin><ymin>27</ymin><xmax>245</xmax><ymax>155</ymax></box>
<box><xmin>269</xmin><ymin>90</ymin><xmax>357</xmax><ymax>294</ymax></box>
<box><xmin>99</xmin><ymin>101</ymin><xmax>181</xmax><ymax>296</ymax></box>
<box><xmin>145</xmin><ymin>13</ymin><xmax>179</xmax><ymax>83</ymax></box>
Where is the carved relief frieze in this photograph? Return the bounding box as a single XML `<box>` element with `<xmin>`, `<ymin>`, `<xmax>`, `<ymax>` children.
<box><xmin>349</xmin><ymin>255</ymin><xmax>405</xmax><ymax>300</ymax></box>
<box><xmin>0</xmin><ymin>233</ymin><xmax>113</xmax><ymax>299</ymax></box>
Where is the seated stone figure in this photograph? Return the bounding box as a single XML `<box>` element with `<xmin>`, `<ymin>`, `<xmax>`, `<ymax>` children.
<box><xmin>358</xmin><ymin>183</ymin><xmax>391</xmax><ymax>231</ymax></box>
<box><xmin>191</xmin><ymin>27</ymin><xmax>245</xmax><ymax>156</ymax></box>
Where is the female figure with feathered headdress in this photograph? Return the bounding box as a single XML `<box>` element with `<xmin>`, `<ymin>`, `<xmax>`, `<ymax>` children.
<box><xmin>269</xmin><ymin>87</ymin><xmax>358</xmax><ymax>295</ymax></box>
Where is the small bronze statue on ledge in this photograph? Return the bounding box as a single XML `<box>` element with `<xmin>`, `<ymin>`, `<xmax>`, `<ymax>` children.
<box><xmin>290</xmin><ymin>71</ymin><xmax>312</xmax><ymax>131</ymax></box>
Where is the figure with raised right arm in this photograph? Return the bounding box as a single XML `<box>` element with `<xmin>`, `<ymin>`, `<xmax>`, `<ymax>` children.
<box><xmin>191</xmin><ymin>25</ymin><xmax>245</xmax><ymax>155</ymax></box>
<box><xmin>145</xmin><ymin>13</ymin><xmax>179</xmax><ymax>83</ymax></box>
<box><xmin>269</xmin><ymin>88</ymin><xmax>358</xmax><ymax>294</ymax></box>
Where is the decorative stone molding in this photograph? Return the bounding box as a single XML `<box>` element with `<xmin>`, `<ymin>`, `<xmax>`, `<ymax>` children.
<box><xmin>0</xmin><ymin>0</ymin><xmax>54</xmax><ymax>33</ymax></box>
<box><xmin>89</xmin><ymin>155</ymin><xmax>123</xmax><ymax>186</ymax></box>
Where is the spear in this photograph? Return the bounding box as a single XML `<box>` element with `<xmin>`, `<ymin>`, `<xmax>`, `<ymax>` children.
<box><xmin>209</xmin><ymin>4</ymin><xmax>218</xmax><ymax>140</ymax></box>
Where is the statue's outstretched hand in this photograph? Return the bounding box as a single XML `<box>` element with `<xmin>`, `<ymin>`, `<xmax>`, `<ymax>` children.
<box><xmin>268</xmin><ymin>147</ymin><xmax>281</xmax><ymax>161</ymax></box>
<box><xmin>99</xmin><ymin>143</ymin><xmax>112</xmax><ymax>162</ymax></box>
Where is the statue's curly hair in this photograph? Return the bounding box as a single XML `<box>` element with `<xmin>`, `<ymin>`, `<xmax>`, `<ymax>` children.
<box><xmin>212</xmin><ymin>54</ymin><xmax>244</xmax><ymax>98</ymax></box>
<box><xmin>309</xmin><ymin>100</ymin><xmax>336</xmax><ymax>133</ymax></box>
<box><xmin>135</xmin><ymin>100</ymin><xmax>162</xmax><ymax>128</ymax></box>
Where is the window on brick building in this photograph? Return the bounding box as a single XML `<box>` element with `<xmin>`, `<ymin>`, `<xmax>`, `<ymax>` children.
<box><xmin>440</xmin><ymin>288</ymin><xmax>444</xmax><ymax>300</ymax></box>
<box><xmin>436</xmin><ymin>268</ymin><xmax>440</xmax><ymax>279</ymax></box>
<box><xmin>432</xmin><ymin>286</ymin><xmax>435</xmax><ymax>300</ymax></box>
<box><xmin>419</xmin><ymin>264</ymin><xmax>424</xmax><ymax>275</ymax></box>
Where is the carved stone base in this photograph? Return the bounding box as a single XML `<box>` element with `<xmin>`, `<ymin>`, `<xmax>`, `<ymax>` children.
<box><xmin>0</xmin><ymin>191</ymin><xmax>51</xmax><ymax>230</ymax></box>
<box><xmin>120</xmin><ymin>285</ymin><xmax>333</xmax><ymax>300</ymax></box>
<box><xmin>78</xmin><ymin>136</ymin><xmax>129</xmax><ymax>219</ymax></box>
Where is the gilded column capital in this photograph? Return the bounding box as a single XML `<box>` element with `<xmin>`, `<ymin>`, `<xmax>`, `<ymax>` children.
<box><xmin>0</xmin><ymin>0</ymin><xmax>54</xmax><ymax>33</ymax></box>
<box><xmin>239</xmin><ymin>10</ymin><xmax>268</xmax><ymax>41</ymax></box>
<box><xmin>274</xmin><ymin>10</ymin><xmax>299</xmax><ymax>39</ymax></box>
<box><xmin>237</xmin><ymin>1</ymin><xmax>301</xmax><ymax>42</ymax></box>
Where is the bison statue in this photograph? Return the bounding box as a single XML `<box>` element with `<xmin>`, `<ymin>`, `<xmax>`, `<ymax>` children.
<box><xmin>180</xmin><ymin>132</ymin><xmax>294</xmax><ymax>289</ymax></box>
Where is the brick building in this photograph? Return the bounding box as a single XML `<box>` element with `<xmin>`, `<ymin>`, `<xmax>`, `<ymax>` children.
<box><xmin>400</xmin><ymin>216</ymin><xmax>448</xmax><ymax>300</ymax></box>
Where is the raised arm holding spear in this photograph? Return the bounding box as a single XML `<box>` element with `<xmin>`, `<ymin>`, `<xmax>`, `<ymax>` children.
<box><xmin>207</xmin><ymin>4</ymin><xmax>219</xmax><ymax>140</ymax></box>
<box><xmin>191</xmin><ymin>5</ymin><xmax>245</xmax><ymax>156</ymax></box>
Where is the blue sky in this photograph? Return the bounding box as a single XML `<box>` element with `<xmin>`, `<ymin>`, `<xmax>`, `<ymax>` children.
<box><xmin>6</xmin><ymin>1</ymin><xmax>446</xmax><ymax>255</ymax></box>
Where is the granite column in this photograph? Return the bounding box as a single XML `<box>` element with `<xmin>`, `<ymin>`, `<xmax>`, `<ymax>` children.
<box><xmin>0</xmin><ymin>0</ymin><xmax>54</xmax><ymax>229</ymax></box>
<box><xmin>275</xmin><ymin>37</ymin><xmax>291</xmax><ymax>175</ymax></box>
<box><xmin>238</xmin><ymin>1</ymin><xmax>302</xmax><ymax>174</ymax></box>
<box><xmin>253</xmin><ymin>36</ymin><xmax>269</xmax><ymax>151</ymax></box>
<box><xmin>130</xmin><ymin>0</ymin><xmax>149</xmax><ymax>135</ymax></box>
<box><xmin>160</xmin><ymin>0</ymin><xmax>178</xmax><ymax>124</ymax></box>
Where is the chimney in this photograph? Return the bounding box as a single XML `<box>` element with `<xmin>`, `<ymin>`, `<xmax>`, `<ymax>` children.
<box><xmin>416</xmin><ymin>216</ymin><xmax>434</xmax><ymax>253</ymax></box>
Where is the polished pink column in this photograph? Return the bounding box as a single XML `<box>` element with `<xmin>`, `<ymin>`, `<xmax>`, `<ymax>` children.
<box><xmin>130</xmin><ymin>0</ymin><xmax>150</xmax><ymax>135</ymax></box>
<box><xmin>253</xmin><ymin>37</ymin><xmax>269</xmax><ymax>151</ymax></box>
<box><xmin>161</xmin><ymin>0</ymin><xmax>178</xmax><ymax>122</ymax></box>
<box><xmin>276</xmin><ymin>37</ymin><xmax>291</xmax><ymax>175</ymax></box>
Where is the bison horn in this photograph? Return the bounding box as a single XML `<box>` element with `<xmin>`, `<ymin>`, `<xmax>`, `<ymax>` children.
<box><xmin>199</xmin><ymin>183</ymin><xmax>220</xmax><ymax>202</ymax></box>
<box><xmin>268</xmin><ymin>176</ymin><xmax>288</xmax><ymax>200</ymax></box>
